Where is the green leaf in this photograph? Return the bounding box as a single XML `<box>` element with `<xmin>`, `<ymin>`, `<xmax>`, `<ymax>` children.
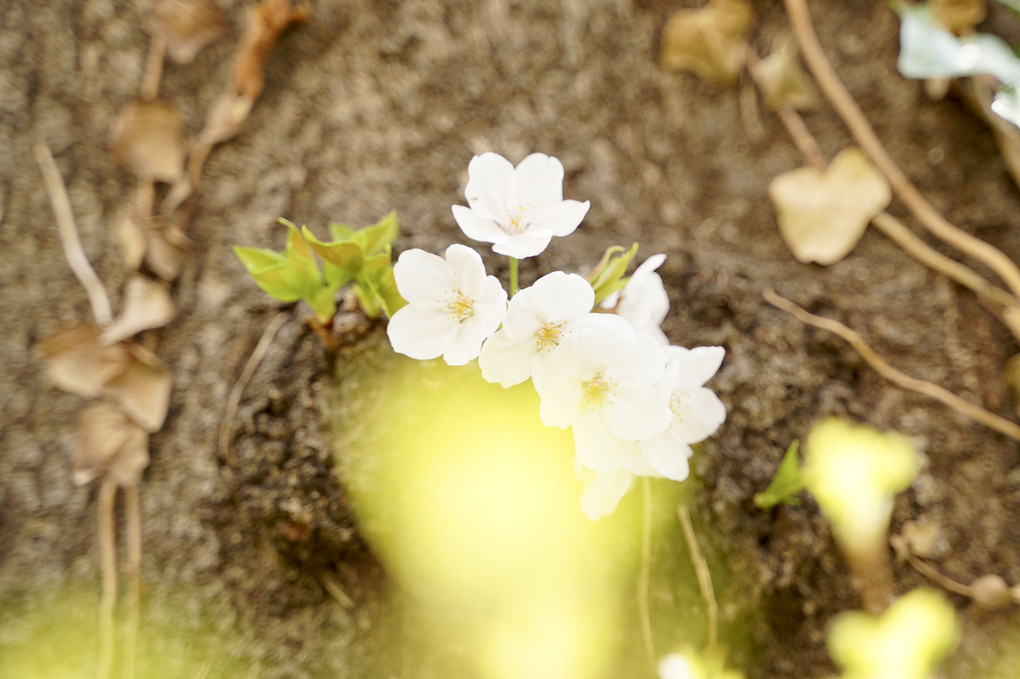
<box><xmin>233</xmin><ymin>245</ymin><xmax>322</xmax><ymax>303</ymax></box>
<box><xmin>356</xmin><ymin>211</ymin><xmax>400</xmax><ymax>256</ymax></box>
<box><xmin>753</xmin><ymin>440</ymin><xmax>805</xmax><ymax>510</ymax></box>
<box><xmin>303</xmin><ymin>226</ymin><xmax>365</xmax><ymax>273</ymax></box>
<box><xmin>356</xmin><ymin>249</ymin><xmax>406</xmax><ymax>318</ymax></box>
<box><xmin>281</xmin><ymin>219</ymin><xmax>322</xmax><ymax>283</ymax></box>
<box><xmin>589</xmin><ymin>242</ymin><xmax>639</xmax><ymax>306</ymax></box>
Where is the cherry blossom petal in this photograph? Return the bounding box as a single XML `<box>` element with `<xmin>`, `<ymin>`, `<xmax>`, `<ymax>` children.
<box><xmin>452</xmin><ymin>205</ymin><xmax>508</xmax><ymax>245</ymax></box>
<box><xmin>640</xmin><ymin>434</ymin><xmax>693</xmax><ymax>482</ymax></box>
<box><xmin>387</xmin><ymin>306</ymin><xmax>458</xmax><ymax>360</ymax></box>
<box><xmin>514</xmin><ymin>153</ymin><xmax>564</xmax><ymax>209</ymax></box>
<box><xmin>576</xmin><ymin>464</ymin><xmax>633</xmax><ymax>520</ymax></box>
<box><xmin>670</xmin><ymin>387</ymin><xmax>726</xmax><ymax>444</ymax></box>
<box><xmin>393</xmin><ymin>249</ymin><xmax>454</xmax><ymax>305</ymax></box>
<box><xmin>666</xmin><ymin>345</ymin><xmax>726</xmax><ymax>388</ymax></box>
<box><xmin>478</xmin><ymin>330</ymin><xmax>537</xmax><ymax>387</ymax></box>
<box><xmin>464</xmin><ymin>152</ymin><xmax>515</xmax><ymax>219</ymax></box>
<box><xmin>530</xmin><ymin>199</ymin><xmax>591</xmax><ymax>237</ymax></box>
<box><xmin>445</xmin><ymin>244</ymin><xmax>487</xmax><ymax>296</ymax></box>
<box><xmin>492</xmin><ymin>231</ymin><xmax>553</xmax><ymax>259</ymax></box>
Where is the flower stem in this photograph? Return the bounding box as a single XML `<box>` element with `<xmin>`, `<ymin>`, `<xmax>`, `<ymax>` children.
<box><xmin>508</xmin><ymin>257</ymin><xmax>519</xmax><ymax>297</ymax></box>
<box><xmin>639</xmin><ymin>477</ymin><xmax>654</xmax><ymax>663</ymax></box>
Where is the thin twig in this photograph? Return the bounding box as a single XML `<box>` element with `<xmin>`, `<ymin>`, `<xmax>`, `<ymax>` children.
<box><xmin>763</xmin><ymin>289</ymin><xmax>1020</xmax><ymax>441</ymax></box>
<box><xmin>783</xmin><ymin>0</ymin><xmax>1020</xmax><ymax>299</ymax></box>
<box><xmin>907</xmin><ymin>554</ymin><xmax>973</xmax><ymax>597</ymax></box>
<box><xmin>219</xmin><ymin>311</ymin><xmax>289</xmax><ymax>466</ymax></box>
<box><xmin>746</xmin><ymin>48</ymin><xmax>1020</xmax><ymax>337</ymax></box>
<box><xmin>123</xmin><ymin>486</ymin><xmax>142</xmax><ymax>679</ymax></box>
<box><xmin>678</xmin><ymin>504</ymin><xmax>718</xmax><ymax>649</ymax></box>
<box><xmin>34</xmin><ymin>140</ymin><xmax>113</xmax><ymax>325</ymax></box>
<box><xmin>97</xmin><ymin>478</ymin><xmax>118</xmax><ymax>679</ymax></box>
<box><xmin>321</xmin><ymin>574</ymin><xmax>356</xmax><ymax>610</ymax></box>
<box><xmin>139</xmin><ymin>33</ymin><xmax>166</xmax><ymax>102</ymax></box>
<box><xmin>871</xmin><ymin>212</ymin><xmax>1020</xmax><ymax>318</ymax></box>
<box><xmin>639</xmin><ymin>477</ymin><xmax>655</xmax><ymax>663</ymax></box>
<box><xmin>745</xmin><ymin>48</ymin><xmax>825</xmax><ymax>171</ymax></box>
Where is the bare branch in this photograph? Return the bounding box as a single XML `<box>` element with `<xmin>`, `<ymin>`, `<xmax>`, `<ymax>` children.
<box><xmin>763</xmin><ymin>289</ymin><xmax>1020</xmax><ymax>442</ymax></box>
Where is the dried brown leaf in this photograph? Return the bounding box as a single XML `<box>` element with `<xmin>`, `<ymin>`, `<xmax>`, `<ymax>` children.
<box><xmin>102</xmin><ymin>344</ymin><xmax>173</xmax><ymax>433</ymax></box>
<box><xmin>35</xmin><ymin>324</ymin><xmax>131</xmax><ymax>397</ymax></box>
<box><xmin>770</xmin><ymin>147</ymin><xmax>892</xmax><ymax>265</ymax></box>
<box><xmin>101</xmin><ymin>275</ymin><xmax>176</xmax><ymax>345</ymax></box>
<box><xmin>931</xmin><ymin>0</ymin><xmax>986</xmax><ymax>34</ymax></box>
<box><xmin>111</xmin><ymin>101</ymin><xmax>186</xmax><ymax>183</ymax></box>
<box><xmin>660</xmin><ymin>0</ymin><xmax>754</xmax><ymax>86</ymax></box>
<box><xmin>233</xmin><ymin>0</ymin><xmax>311</xmax><ymax>103</ymax></box>
<box><xmin>145</xmin><ymin>219</ymin><xmax>192</xmax><ymax>281</ymax></box>
<box><xmin>146</xmin><ymin>0</ymin><xmax>227</xmax><ymax>64</ymax></box>
<box><xmin>755</xmin><ymin>34</ymin><xmax>819</xmax><ymax>111</ymax></box>
<box><xmin>75</xmin><ymin>402</ymin><xmax>149</xmax><ymax>487</ymax></box>
<box><xmin>899</xmin><ymin>520</ymin><xmax>942</xmax><ymax>559</ymax></box>
<box><xmin>970</xmin><ymin>574</ymin><xmax>1011</xmax><ymax>610</ymax></box>
<box><xmin>115</xmin><ymin>209</ymin><xmax>148</xmax><ymax>271</ymax></box>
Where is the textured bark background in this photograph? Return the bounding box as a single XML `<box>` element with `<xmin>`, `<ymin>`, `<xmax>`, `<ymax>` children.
<box><xmin>2</xmin><ymin>1</ymin><xmax>1019</xmax><ymax>677</ymax></box>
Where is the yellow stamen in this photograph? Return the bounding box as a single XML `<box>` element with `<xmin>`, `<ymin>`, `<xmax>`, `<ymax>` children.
<box><xmin>444</xmin><ymin>291</ymin><xmax>474</xmax><ymax>321</ymax></box>
<box><xmin>582</xmin><ymin>373</ymin><xmax>615</xmax><ymax>409</ymax></box>
<box><xmin>535</xmin><ymin>321</ymin><xmax>564</xmax><ymax>351</ymax></box>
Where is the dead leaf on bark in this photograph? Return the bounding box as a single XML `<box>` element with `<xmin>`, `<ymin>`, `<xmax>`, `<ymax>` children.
<box><xmin>103</xmin><ymin>343</ymin><xmax>173</xmax><ymax>433</ymax></box>
<box><xmin>111</xmin><ymin>101</ymin><xmax>186</xmax><ymax>183</ymax></box>
<box><xmin>755</xmin><ymin>34</ymin><xmax>819</xmax><ymax>111</ymax></box>
<box><xmin>660</xmin><ymin>0</ymin><xmax>754</xmax><ymax>86</ymax></box>
<box><xmin>35</xmin><ymin>324</ymin><xmax>131</xmax><ymax>398</ymax></box>
<box><xmin>931</xmin><ymin>0</ymin><xmax>986</xmax><ymax>35</ymax></box>
<box><xmin>115</xmin><ymin>209</ymin><xmax>148</xmax><ymax>271</ymax></box>
<box><xmin>970</xmin><ymin>574</ymin><xmax>1012</xmax><ymax>610</ymax></box>
<box><xmin>898</xmin><ymin>520</ymin><xmax>942</xmax><ymax>559</ymax></box>
<box><xmin>75</xmin><ymin>402</ymin><xmax>150</xmax><ymax>487</ymax></box>
<box><xmin>146</xmin><ymin>218</ymin><xmax>192</xmax><ymax>280</ymax></box>
<box><xmin>146</xmin><ymin>0</ymin><xmax>227</xmax><ymax>64</ymax></box>
<box><xmin>116</xmin><ymin>209</ymin><xmax>192</xmax><ymax>279</ymax></box>
<box><xmin>770</xmin><ymin>147</ymin><xmax>892</xmax><ymax>265</ymax></box>
<box><xmin>165</xmin><ymin>0</ymin><xmax>310</xmax><ymax>213</ymax></box>
<box><xmin>101</xmin><ymin>275</ymin><xmax>176</xmax><ymax>345</ymax></box>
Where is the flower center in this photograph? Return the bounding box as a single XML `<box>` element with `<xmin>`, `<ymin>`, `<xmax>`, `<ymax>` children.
<box><xmin>670</xmin><ymin>394</ymin><xmax>685</xmax><ymax>422</ymax></box>
<box><xmin>444</xmin><ymin>291</ymin><xmax>474</xmax><ymax>321</ymax></box>
<box><xmin>534</xmin><ymin>321</ymin><xmax>565</xmax><ymax>351</ymax></box>
<box><xmin>581</xmin><ymin>373</ymin><xmax>615</xmax><ymax>409</ymax></box>
<box><xmin>499</xmin><ymin>202</ymin><xmax>533</xmax><ymax>235</ymax></box>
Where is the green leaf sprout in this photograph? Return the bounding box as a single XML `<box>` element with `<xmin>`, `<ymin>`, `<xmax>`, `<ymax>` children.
<box><xmin>234</xmin><ymin>212</ymin><xmax>405</xmax><ymax>327</ymax></box>
<box><xmin>753</xmin><ymin>440</ymin><xmax>805</xmax><ymax>510</ymax></box>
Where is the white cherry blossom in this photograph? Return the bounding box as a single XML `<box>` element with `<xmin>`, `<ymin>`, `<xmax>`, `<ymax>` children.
<box><xmin>478</xmin><ymin>271</ymin><xmax>595</xmax><ymax>387</ymax></box>
<box><xmin>575</xmin><ymin>463</ymin><xmax>633</xmax><ymax>521</ymax></box>
<box><xmin>602</xmin><ymin>254</ymin><xmax>670</xmax><ymax>344</ymax></box>
<box><xmin>531</xmin><ymin>317</ymin><xmax>673</xmax><ymax>473</ymax></box>
<box><xmin>639</xmin><ymin>346</ymin><xmax>726</xmax><ymax>481</ymax></box>
<box><xmin>451</xmin><ymin>152</ymin><xmax>590</xmax><ymax>259</ymax></box>
<box><xmin>387</xmin><ymin>244</ymin><xmax>507</xmax><ymax>366</ymax></box>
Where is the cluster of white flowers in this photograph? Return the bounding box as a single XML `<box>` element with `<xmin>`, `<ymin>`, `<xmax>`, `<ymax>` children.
<box><xmin>387</xmin><ymin>152</ymin><xmax>726</xmax><ymax>519</ymax></box>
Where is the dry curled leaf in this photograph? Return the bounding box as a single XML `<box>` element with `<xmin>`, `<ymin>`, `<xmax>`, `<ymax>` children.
<box><xmin>770</xmin><ymin>147</ymin><xmax>892</xmax><ymax>265</ymax></box>
<box><xmin>166</xmin><ymin>0</ymin><xmax>310</xmax><ymax>212</ymax></box>
<box><xmin>146</xmin><ymin>0</ymin><xmax>227</xmax><ymax>64</ymax></box>
<box><xmin>660</xmin><ymin>0</ymin><xmax>754</xmax><ymax>85</ymax></box>
<box><xmin>755</xmin><ymin>34</ymin><xmax>819</xmax><ymax>111</ymax></box>
<box><xmin>111</xmin><ymin>100</ymin><xmax>186</xmax><ymax>183</ymax></box>
<box><xmin>931</xmin><ymin>0</ymin><xmax>986</xmax><ymax>35</ymax></box>
<box><xmin>898</xmin><ymin>520</ymin><xmax>943</xmax><ymax>559</ymax></box>
<box><xmin>116</xmin><ymin>209</ymin><xmax>192</xmax><ymax>280</ymax></box>
<box><xmin>104</xmin><ymin>343</ymin><xmax>173</xmax><ymax>433</ymax></box>
<box><xmin>101</xmin><ymin>275</ymin><xmax>176</xmax><ymax>345</ymax></box>
<box><xmin>75</xmin><ymin>402</ymin><xmax>150</xmax><ymax>487</ymax></box>
<box><xmin>35</xmin><ymin>324</ymin><xmax>131</xmax><ymax>398</ymax></box>
<box><xmin>970</xmin><ymin>574</ymin><xmax>1012</xmax><ymax>610</ymax></box>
